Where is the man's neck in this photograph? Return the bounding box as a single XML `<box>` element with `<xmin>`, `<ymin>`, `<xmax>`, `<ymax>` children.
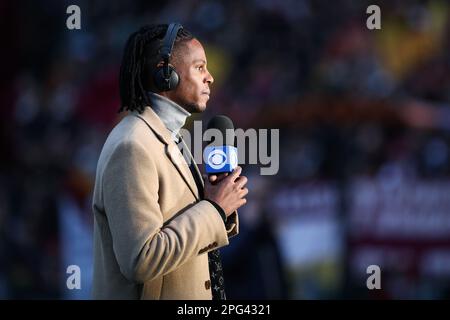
<box><xmin>147</xmin><ymin>92</ymin><xmax>191</xmax><ymax>139</ymax></box>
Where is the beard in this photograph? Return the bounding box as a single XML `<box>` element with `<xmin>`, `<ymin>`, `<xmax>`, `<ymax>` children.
<box><xmin>165</xmin><ymin>89</ymin><xmax>208</xmax><ymax>114</ymax></box>
<box><xmin>185</xmin><ymin>102</ymin><xmax>206</xmax><ymax>114</ymax></box>
<box><xmin>179</xmin><ymin>96</ymin><xmax>207</xmax><ymax>113</ymax></box>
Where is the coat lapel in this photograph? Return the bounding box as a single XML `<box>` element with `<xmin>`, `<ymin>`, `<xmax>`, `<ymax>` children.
<box><xmin>132</xmin><ymin>107</ymin><xmax>200</xmax><ymax>201</ymax></box>
<box><xmin>166</xmin><ymin>141</ymin><xmax>201</xmax><ymax>201</ymax></box>
<box><xmin>177</xmin><ymin>135</ymin><xmax>205</xmax><ymax>189</ymax></box>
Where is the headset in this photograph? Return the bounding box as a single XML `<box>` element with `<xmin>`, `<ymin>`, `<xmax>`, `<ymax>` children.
<box><xmin>153</xmin><ymin>23</ymin><xmax>183</xmax><ymax>92</ymax></box>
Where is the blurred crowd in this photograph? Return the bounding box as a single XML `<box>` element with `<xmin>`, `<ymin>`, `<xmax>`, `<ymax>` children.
<box><xmin>0</xmin><ymin>0</ymin><xmax>449</xmax><ymax>299</ymax></box>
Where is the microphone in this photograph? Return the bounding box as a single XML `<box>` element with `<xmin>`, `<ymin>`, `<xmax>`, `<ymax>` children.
<box><xmin>204</xmin><ymin>115</ymin><xmax>238</xmax><ymax>174</ymax></box>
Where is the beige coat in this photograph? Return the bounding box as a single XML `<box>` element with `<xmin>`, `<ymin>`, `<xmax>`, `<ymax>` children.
<box><xmin>92</xmin><ymin>106</ymin><xmax>238</xmax><ymax>299</ymax></box>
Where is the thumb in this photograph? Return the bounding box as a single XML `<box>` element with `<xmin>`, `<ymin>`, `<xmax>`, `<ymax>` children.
<box><xmin>202</xmin><ymin>174</ymin><xmax>213</xmax><ymax>184</ymax></box>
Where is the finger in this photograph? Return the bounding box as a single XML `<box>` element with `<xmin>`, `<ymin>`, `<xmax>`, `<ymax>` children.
<box><xmin>215</xmin><ymin>173</ymin><xmax>229</xmax><ymax>183</ymax></box>
<box><xmin>240</xmin><ymin>187</ymin><xmax>249</xmax><ymax>197</ymax></box>
<box><xmin>235</xmin><ymin>176</ymin><xmax>248</xmax><ymax>189</ymax></box>
<box><xmin>203</xmin><ymin>174</ymin><xmax>213</xmax><ymax>186</ymax></box>
<box><xmin>209</xmin><ymin>173</ymin><xmax>229</xmax><ymax>183</ymax></box>
<box><xmin>226</xmin><ymin>166</ymin><xmax>242</xmax><ymax>182</ymax></box>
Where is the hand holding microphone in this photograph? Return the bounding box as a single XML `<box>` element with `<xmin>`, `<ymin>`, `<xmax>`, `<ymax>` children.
<box><xmin>204</xmin><ymin>166</ymin><xmax>248</xmax><ymax>217</ymax></box>
<box><xmin>203</xmin><ymin>115</ymin><xmax>248</xmax><ymax>217</ymax></box>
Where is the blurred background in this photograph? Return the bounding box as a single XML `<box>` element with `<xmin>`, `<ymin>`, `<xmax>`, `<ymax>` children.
<box><xmin>0</xmin><ymin>0</ymin><xmax>449</xmax><ymax>299</ymax></box>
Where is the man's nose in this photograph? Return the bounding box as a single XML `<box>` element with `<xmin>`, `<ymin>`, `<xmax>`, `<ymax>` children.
<box><xmin>205</xmin><ymin>70</ymin><xmax>214</xmax><ymax>84</ymax></box>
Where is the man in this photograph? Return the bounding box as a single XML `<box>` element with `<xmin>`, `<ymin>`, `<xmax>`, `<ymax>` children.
<box><xmin>92</xmin><ymin>23</ymin><xmax>248</xmax><ymax>299</ymax></box>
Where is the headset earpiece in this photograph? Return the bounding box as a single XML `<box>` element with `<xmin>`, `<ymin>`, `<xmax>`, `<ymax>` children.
<box><xmin>154</xmin><ymin>64</ymin><xmax>179</xmax><ymax>91</ymax></box>
<box><xmin>153</xmin><ymin>23</ymin><xmax>183</xmax><ymax>92</ymax></box>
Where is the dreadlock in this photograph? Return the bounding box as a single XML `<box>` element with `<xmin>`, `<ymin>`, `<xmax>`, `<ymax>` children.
<box><xmin>118</xmin><ymin>24</ymin><xmax>194</xmax><ymax>113</ymax></box>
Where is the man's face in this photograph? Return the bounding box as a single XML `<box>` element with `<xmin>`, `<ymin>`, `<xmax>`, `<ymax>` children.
<box><xmin>163</xmin><ymin>38</ymin><xmax>214</xmax><ymax>113</ymax></box>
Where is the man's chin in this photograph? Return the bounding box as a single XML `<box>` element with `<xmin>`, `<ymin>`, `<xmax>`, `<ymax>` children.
<box><xmin>197</xmin><ymin>103</ymin><xmax>207</xmax><ymax>113</ymax></box>
<box><xmin>187</xmin><ymin>103</ymin><xmax>207</xmax><ymax>114</ymax></box>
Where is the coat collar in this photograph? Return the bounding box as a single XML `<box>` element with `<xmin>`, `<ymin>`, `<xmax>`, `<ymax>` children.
<box><xmin>131</xmin><ymin>107</ymin><xmax>173</xmax><ymax>146</ymax></box>
<box><xmin>147</xmin><ymin>92</ymin><xmax>191</xmax><ymax>137</ymax></box>
<box><xmin>132</xmin><ymin>107</ymin><xmax>202</xmax><ymax>200</ymax></box>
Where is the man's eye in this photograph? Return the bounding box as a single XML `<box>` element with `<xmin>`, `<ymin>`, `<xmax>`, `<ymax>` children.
<box><xmin>197</xmin><ymin>66</ymin><xmax>204</xmax><ymax>71</ymax></box>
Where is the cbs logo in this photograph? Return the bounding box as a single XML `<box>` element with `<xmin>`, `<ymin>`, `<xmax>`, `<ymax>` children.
<box><xmin>207</xmin><ymin>148</ymin><xmax>238</xmax><ymax>170</ymax></box>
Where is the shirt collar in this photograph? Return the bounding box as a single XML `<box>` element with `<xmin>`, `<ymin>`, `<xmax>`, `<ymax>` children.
<box><xmin>147</xmin><ymin>92</ymin><xmax>191</xmax><ymax>140</ymax></box>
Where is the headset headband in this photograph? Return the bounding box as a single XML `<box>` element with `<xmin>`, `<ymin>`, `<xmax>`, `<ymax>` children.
<box><xmin>161</xmin><ymin>23</ymin><xmax>183</xmax><ymax>63</ymax></box>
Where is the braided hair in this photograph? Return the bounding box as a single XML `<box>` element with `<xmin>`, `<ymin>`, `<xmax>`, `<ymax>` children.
<box><xmin>119</xmin><ymin>24</ymin><xmax>194</xmax><ymax>113</ymax></box>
